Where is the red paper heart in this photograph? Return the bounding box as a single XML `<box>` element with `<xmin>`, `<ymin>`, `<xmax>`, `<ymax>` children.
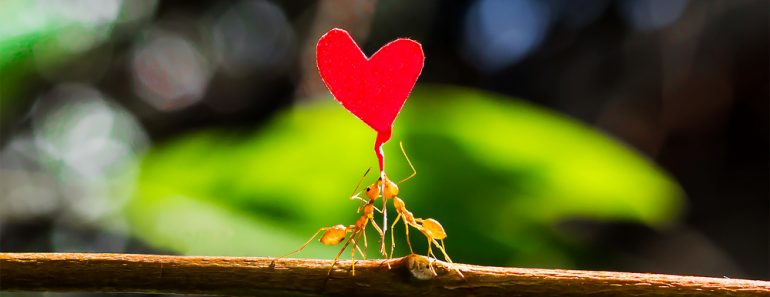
<box><xmin>316</xmin><ymin>28</ymin><xmax>424</xmax><ymax>171</ymax></box>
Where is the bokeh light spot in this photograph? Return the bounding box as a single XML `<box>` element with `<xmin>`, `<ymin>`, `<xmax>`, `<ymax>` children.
<box><xmin>0</xmin><ymin>136</ymin><xmax>60</xmax><ymax>220</ymax></box>
<box><xmin>131</xmin><ymin>30</ymin><xmax>212</xmax><ymax>111</ymax></box>
<box><xmin>209</xmin><ymin>0</ymin><xmax>295</xmax><ymax>77</ymax></box>
<box><xmin>30</xmin><ymin>84</ymin><xmax>149</xmax><ymax>221</ymax></box>
<box><xmin>462</xmin><ymin>0</ymin><xmax>552</xmax><ymax>72</ymax></box>
<box><xmin>619</xmin><ymin>0</ymin><xmax>689</xmax><ymax>31</ymax></box>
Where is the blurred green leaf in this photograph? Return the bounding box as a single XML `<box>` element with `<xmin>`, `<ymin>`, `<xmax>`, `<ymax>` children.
<box><xmin>0</xmin><ymin>0</ymin><xmax>124</xmax><ymax>119</ymax></box>
<box><xmin>126</xmin><ymin>85</ymin><xmax>683</xmax><ymax>267</ymax></box>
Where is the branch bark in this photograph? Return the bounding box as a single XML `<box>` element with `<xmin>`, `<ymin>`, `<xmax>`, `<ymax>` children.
<box><xmin>0</xmin><ymin>253</ymin><xmax>767</xmax><ymax>296</ymax></box>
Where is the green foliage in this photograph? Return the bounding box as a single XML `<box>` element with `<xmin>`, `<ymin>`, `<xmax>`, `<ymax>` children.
<box><xmin>0</xmin><ymin>0</ymin><xmax>122</xmax><ymax>118</ymax></box>
<box><xmin>126</xmin><ymin>86</ymin><xmax>683</xmax><ymax>267</ymax></box>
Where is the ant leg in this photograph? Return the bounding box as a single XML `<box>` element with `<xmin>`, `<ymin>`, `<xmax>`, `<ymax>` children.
<box><xmin>430</xmin><ymin>238</ymin><xmax>452</xmax><ymax>263</ymax></box>
<box><xmin>427</xmin><ymin>238</ymin><xmax>435</xmax><ymax>259</ymax></box>
<box><xmin>368</xmin><ymin>217</ymin><xmax>386</xmax><ymax>257</ymax></box>
<box><xmin>389</xmin><ymin>213</ymin><xmax>402</xmax><ymax>260</ymax></box>
<box><xmin>362</xmin><ymin>225</ymin><xmax>368</xmax><ymax>259</ymax></box>
<box><xmin>351</xmin><ymin>195</ymin><xmax>366</xmax><ymax>213</ymax></box>
<box><xmin>272</xmin><ymin>227</ymin><xmax>326</xmax><ymax>264</ymax></box>
<box><xmin>347</xmin><ymin>225</ymin><xmax>366</xmax><ymax>259</ymax></box>
<box><xmin>351</xmin><ymin>233</ymin><xmax>357</xmax><ymax>275</ymax></box>
<box><xmin>440</xmin><ymin>239</ymin><xmax>448</xmax><ymax>260</ymax></box>
<box><xmin>381</xmin><ymin>196</ymin><xmax>388</xmax><ymax>249</ymax></box>
<box><xmin>350</xmin><ymin>230</ymin><xmax>365</xmax><ymax>276</ymax></box>
<box><xmin>351</xmin><ymin>219</ymin><xmax>370</xmax><ymax>275</ymax></box>
<box><xmin>378</xmin><ymin>172</ymin><xmax>388</xmax><ymax>251</ymax></box>
<box><xmin>431</xmin><ymin>238</ymin><xmax>464</xmax><ymax>278</ymax></box>
<box><xmin>404</xmin><ymin>220</ymin><xmax>415</xmax><ymax>254</ymax></box>
<box><xmin>355</xmin><ymin>241</ymin><xmax>366</xmax><ymax>259</ymax></box>
<box><xmin>353</xmin><ymin>196</ymin><xmax>383</xmax><ymax>213</ymax></box>
<box><xmin>368</xmin><ymin>217</ymin><xmax>387</xmax><ymax>258</ymax></box>
<box><xmin>327</xmin><ymin>230</ymin><xmax>358</xmax><ymax>278</ymax></box>
<box><xmin>423</xmin><ymin>238</ymin><xmax>439</xmax><ymax>276</ymax></box>
<box><xmin>350</xmin><ymin>168</ymin><xmax>371</xmax><ymax>213</ymax></box>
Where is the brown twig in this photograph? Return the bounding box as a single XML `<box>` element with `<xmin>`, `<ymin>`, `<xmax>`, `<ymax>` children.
<box><xmin>0</xmin><ymin>253</ymin><xmax>767</xmax><ymax>296</ymax></box>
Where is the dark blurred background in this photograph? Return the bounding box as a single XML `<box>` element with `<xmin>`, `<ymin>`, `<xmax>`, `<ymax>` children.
<box><xmin>0</xmin><ymin>0</ymin><xmax>767</xmax><ymax>290</ymax></box>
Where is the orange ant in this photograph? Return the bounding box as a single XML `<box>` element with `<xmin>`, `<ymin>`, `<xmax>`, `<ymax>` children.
<box><xmin>389</xmin><ymin>196</ymin><xmax>462</xmax><ymax>277</ymax></box>
<box><xmin>381</xmin><ymin>142</ymin><xmax>463</xmax><ymax>277</ymax></box>
<box><xmin>414</xmin><ymin>218</ymin><xmax>460</xmax><ymax>274</ymax></box>
<box><xmin>272</xmin><ymin>169</ymin><xmax>386</xmax><ymax>276</ymax></box>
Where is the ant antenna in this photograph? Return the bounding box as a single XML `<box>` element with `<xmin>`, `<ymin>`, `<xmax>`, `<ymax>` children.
<box><xmin>351</xmin><ymin>195</ymin><xmax>383</xmax><ymax>212</ymax></box>
<box><xmin>397</xmin><ymin>141</ymin><xmax>416</xmax><ymax>184</ymax></box>
<box><xmin>350</xmin><ymin>167</ymin><xmax>372</xmax><ymax>197</ymax></box>
<box><xmin>350</xmin><ymin>167</ymin><xmax>371</xmax><ymax>212</ymax></box>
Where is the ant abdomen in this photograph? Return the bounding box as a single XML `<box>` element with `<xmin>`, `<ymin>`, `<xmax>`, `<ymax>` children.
<box><xmin>420</xmin><ymin>218</ymin><xmax>447</xmax><ymax>240</ymax></box>
<box><xmin>320</xmin><ymin>225</ymin><xmax>348</xmax><ymax>245</ymax></box>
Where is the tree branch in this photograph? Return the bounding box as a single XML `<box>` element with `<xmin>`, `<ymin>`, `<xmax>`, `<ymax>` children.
<box><xmin>0</xmin><ymin>253</ymin><xmax>767</xmax><ymax>296</ymax></box>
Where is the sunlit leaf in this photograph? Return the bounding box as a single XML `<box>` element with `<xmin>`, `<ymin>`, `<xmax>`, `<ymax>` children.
<box><xmin>126</xmin><ymin>86</ymin><xmax>683</xmax><ymax>267</ymax></box>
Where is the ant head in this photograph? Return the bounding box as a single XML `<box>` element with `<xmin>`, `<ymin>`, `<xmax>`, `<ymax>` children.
<box><xmin>320</xmin><ymin>225</ymin><xmax>348</xmax><ymax>245</ymax></box>
<box><xmin>421</xmin><ymin>218</ymin><xmax>447</xmax><ymax>239</ymax></box>
<box><xmin>383</xmin><ymin>178</ymin><xmax>399</xmax><ymax>199</ymax></box>
<box><xmin>365</xmin><ymin>183</ymin><xmax>380</xmax><ymax>200</ymax></box>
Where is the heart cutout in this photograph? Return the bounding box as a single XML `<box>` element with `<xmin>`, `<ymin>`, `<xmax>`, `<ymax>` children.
<box><xmin>317</xmin><ymin>28</ymin><xmax>424</xmax><ymax>171</ymax></box>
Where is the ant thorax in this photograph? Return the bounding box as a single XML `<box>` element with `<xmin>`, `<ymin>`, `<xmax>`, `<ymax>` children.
<box><xmin>393</xmin><ymin>197</ymin><xmax>406</xmax><ymax>210</ymax></box>
<box><xmin>362</xmin><ymin>203</ymin><xmax>375</xmax><ymax>218</ymax></box>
